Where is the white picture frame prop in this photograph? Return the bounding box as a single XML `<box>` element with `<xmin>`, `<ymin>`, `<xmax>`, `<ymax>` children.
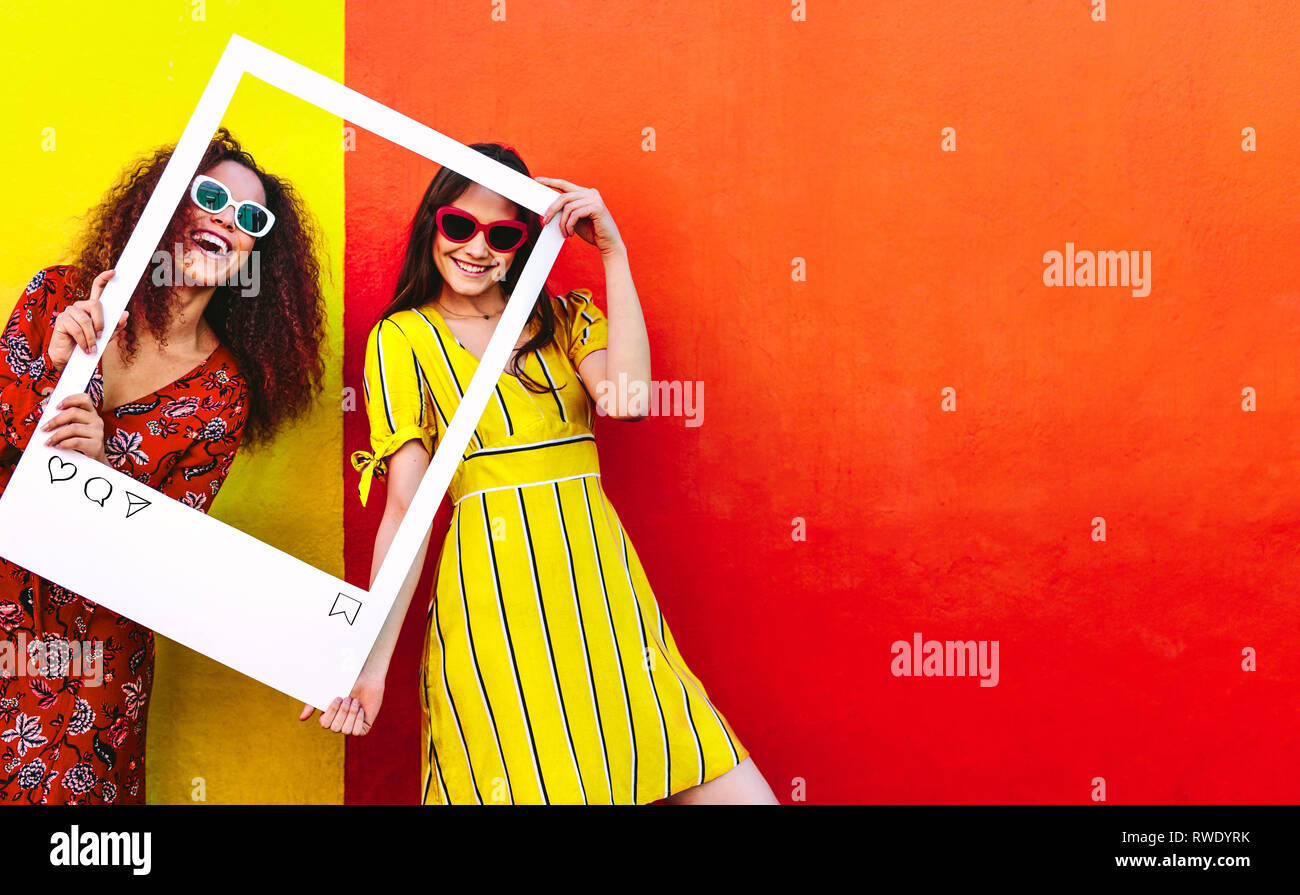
<box><xmin>0</xmin><ymin>34</ymin><xmax>565</xmax><ymax>709</ymax></box>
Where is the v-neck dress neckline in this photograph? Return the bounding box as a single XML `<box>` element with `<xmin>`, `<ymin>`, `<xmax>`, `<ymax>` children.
<box><xmin>98</xmin><ymin>342</ymin><xmax>224</xmax><ymax>416</ymax></box>
<box><xmin>421</xmin><ymin>304</ymin><xmax>536</xmax><ymax>381</ymax></box>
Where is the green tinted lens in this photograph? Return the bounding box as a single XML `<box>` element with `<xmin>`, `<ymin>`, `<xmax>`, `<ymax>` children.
<box><xmin>238</xmin><ymin>204</ymin><xmax>270</xmax><ymax>235</ymax></box>
<box><xmin>195</xmin><ymin>180</ymin><xmax>228</xmax><ymax>211</ymax></box>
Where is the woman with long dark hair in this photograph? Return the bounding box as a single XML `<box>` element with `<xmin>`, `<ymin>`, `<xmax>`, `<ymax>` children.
<box><xmin>0</xmin><ymin>128</ymin><xmax>327</xmax><ymax>803</ymax></box>
<box><xmin>312</xmin><ymin>142</ymin><xmax>777</xmax><ymax>804</ymax></box>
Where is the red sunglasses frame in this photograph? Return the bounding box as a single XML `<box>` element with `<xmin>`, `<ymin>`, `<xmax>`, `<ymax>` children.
<box><xmin>435</xmin><ymin>206</ymin><xmax>529</xmax><ymax>253</ymax></box>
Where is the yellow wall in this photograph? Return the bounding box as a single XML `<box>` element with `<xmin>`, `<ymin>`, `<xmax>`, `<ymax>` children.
<box><xmin>0</xmin><ymin>0</ymin><xmax>345</xmax><ymax>804</ymax></box>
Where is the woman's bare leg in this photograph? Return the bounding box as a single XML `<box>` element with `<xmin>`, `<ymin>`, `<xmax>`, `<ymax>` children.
<box><xmin>664</xmin><ymin>757</ymin><xmax>780</xmax><ymax>805</ymax></box>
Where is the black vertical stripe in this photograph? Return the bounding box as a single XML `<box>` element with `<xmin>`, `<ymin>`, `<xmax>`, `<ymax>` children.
<box><xmin>495</xmin><ymin>383</ymin><xmax>514</xmax><ymax>435</ymax></box>
<box><xmin>535</xmin><ymin>352</ymin><xmax>568</xmax><ymax>422</ymax></box>
<box><xmin>479</xmin><ymin>492</ymin><xmax>549</xmax><ymax>804</ymax></box>
<box><xmin>415</xmin><ymin>307</ymin><xmax>484</xmax><ymax>452</ymax></box>
<box><xmin>580</xmin><ymin>477</ymin><xmax>638</xmax><ymax>802</ymax></box>
<box><xmin>428</xmin><ymin>578</ymin><xmax>482</xmax><ymax>804</ymax></box>
<box><xmin>455</xmin><ymin>509</ymin><xmax>513</xmax><ymax>802</ymax></box>
<box><xmin>374</xmin><ymin>319</ymin><xmax>398</xmax><ymax>433</ymax></box>
<box><xmin>515</xmin><ymin>487</ymin><xmax>587</xmax><ymax>803</ymax></box>
<box><xmin>599</xmin><ymin>497</ymin><xmax>671</xmax><ymax>799</ymax></box>
<box><xmin>552</xmin><ymin>481</ymin><xmax>615</xmax><ymax>803</ymax></box>
<box><xmin>617</xmin><ymin>522</ymin><xmax>704</xmax><ymax>788</ymax></box>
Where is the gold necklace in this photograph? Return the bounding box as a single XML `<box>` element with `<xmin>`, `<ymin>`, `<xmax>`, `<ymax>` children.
<box><xmin>435</xmin><ymin>300</ymin><xmax>503</xmax><ymax>320</ymax></box>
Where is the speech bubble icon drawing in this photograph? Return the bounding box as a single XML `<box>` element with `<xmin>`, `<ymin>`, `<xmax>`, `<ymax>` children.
<box><xmin>83</xmin><ymin>477</ymin><xmax>112</xmax><ymax>507</ymax></box>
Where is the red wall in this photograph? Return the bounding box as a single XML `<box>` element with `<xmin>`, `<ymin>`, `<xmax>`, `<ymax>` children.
<box><xmin>343</xmin><ymin>1</ymin><xmax>1300</xmax><ymax>803</ymax></box>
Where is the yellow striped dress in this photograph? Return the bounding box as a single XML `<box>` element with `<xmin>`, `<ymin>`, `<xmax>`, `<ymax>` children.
<box><xmin>351</xmin><ymin>289</ymin><xmax>750</xmax><ymax>804</ymax></box>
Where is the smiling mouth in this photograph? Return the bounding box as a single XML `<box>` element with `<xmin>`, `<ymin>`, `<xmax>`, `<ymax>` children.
<box><xmin>452</xmin><ymin>258</ymin><xmax>493</xmax><ymax>276</ymax></box>
<box><xmin>191</xmin><ymin>229</ymin><xmax>232</xmax><ymax>257</ymax></box>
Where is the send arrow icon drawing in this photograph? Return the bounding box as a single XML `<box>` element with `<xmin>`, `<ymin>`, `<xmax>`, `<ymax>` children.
<box><xmin>329</xmin><ymin>593</ymin><xmax>363</xmax><ymax>625</ymax></box>
<box><xmin>124</xmin><ymin>491</ymin><xmax>152</xmax><ymax>519</ymax></box>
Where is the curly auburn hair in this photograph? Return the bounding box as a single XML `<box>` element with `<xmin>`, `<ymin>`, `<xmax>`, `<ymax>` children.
<box><xmin>70</xmin><ymin>127</ymin><xmax>328</xmax><ymax>448</ymax></box>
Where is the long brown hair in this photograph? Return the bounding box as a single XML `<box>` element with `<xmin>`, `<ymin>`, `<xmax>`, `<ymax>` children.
<box><xmin>71</xmin><ymin>127</ymin><xmax>328</xmax><ymax>448</ymax></box>
<box><xmin>379</xmin><ymin>142</ymin><xmax>565</xmax><ymax>394</ymax></box>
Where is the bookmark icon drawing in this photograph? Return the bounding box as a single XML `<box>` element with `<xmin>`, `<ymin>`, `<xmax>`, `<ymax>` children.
<box><xmin>329</xmin><ymin>593</ymin><xmax>362</xmax><ymax>626</ymax></box>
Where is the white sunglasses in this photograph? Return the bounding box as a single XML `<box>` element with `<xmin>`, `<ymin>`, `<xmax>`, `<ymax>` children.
<box><xmin>189</xmin><ymin>175</ymin><xmax>276</xmax><ymax>238</ymax></box>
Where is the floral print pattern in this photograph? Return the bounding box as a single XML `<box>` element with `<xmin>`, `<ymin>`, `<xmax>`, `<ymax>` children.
<box><xmin>0</xmin><ymin>265</ymin><xmax>250</xmax><ymax>804</ymax></box>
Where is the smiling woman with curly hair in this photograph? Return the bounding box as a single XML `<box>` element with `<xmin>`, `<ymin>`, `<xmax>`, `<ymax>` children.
<box><xmin>70</xmin><ymin>127</ymin><xmax>327</xmax><ymax>447</ymax></box>
<box><xmin>0</xmin><ymin>127</ymin><xmax>327</xmax><ymax>804</ymax></box>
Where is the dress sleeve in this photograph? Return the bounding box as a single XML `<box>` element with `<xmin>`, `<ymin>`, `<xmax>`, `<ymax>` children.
<box><xmin>560</xmin><ymin>288</ymin><xmax>608</xmax><ymax>369</ymax></box>
<box><xmin>0</xmin><ymin>267</ymin><xmax>76</xmax><ymax>454</ymax></box>
<box><xmin>350</xmin><ymin>317</ymin><xmax>434</xmax><ymax>507</ymax></box>
<box><xmin>154</xmin><ymin>375</ymin><xmax>250</xmax><ymax>514</ymax></box>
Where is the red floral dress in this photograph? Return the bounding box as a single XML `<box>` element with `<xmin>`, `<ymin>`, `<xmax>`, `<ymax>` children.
<box><xmin>0</xmin><ymin>265</ymin><xmax>250</xmax><ymax>804</ymax></box>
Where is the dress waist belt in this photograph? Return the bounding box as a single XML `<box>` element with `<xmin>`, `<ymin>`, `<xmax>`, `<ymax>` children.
<box><xmin>451</xmin><ymin>432</ymin><xmax>601</xmax><ymax>506</ymax></box>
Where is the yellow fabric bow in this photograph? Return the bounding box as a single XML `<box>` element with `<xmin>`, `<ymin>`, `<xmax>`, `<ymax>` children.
<box><xmin>350</xmin><ymin>425</ymin><xmax>429</xmax><ymax>506</ymax></box>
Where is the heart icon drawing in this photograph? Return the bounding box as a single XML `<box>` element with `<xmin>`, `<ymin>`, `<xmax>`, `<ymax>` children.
<box><xmin>48</xmin><ymin>455</ymin><xmax>77</xmax><ymax>484</ymax></box>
